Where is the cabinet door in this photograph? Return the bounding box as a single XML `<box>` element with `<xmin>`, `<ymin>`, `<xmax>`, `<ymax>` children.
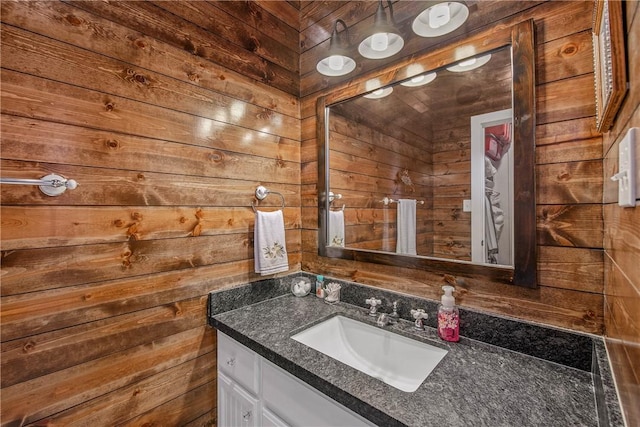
<box><xmin>261</xmin><ymin>408</ymin><xmax>290</xmax><ymax>427</ymax></box>
<box><xmin>218</xmin><ymin>371</ymin><xmax>259</xmax><ymax>427</ymax></box>
<box><xmin>261</xmin><ymin>360</ymin><xmax>374</xmax><ymax>427</ymax></box>
<box><xmin>218</xmin><ymin>332</ymin><xmax>259</xmax><ymax>394</ymax></box>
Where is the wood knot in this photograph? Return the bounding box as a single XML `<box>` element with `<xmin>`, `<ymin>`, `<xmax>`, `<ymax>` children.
<box><xmin>218</xmin><ymin>73</ymin><xmax>226</xmax><ymax>81</ymax></box>
<box><xmin>179</xmin><ymin>216</ymin><xmax>188</xmax><ymax>224</ymax></box>
<box><xmin>132</xmin><ymin>388</ymin><xmax>141</xmax><ymax>397</ymax></box>
<box><xmin>195</xmin><ymin>209</ymin><xmax>204</xmax><ymax>220</ymax></box>
<box><xmin>65</xmin><ymin>14</ymin><xmax>82</xmax><ymax>26</ymax></box>
<box><xmin>443</xmin><ymin>274</ymin><xmax>457</xmax><ymax>285</ymax></box>
<box><xmin>227</xmin><ymin>218</ymin><xmax>234</xmax><ymax>226</ymax></box>
<box><xmin>134</xmin><ymin>39</ymin><xmax>148</xmax><ymax>49</ymax></box>
<box><xmin>131</xmin><ymin>212</ymin><xmax>143</xmax><ymax>221</ymax></box>
<box><xmin>137</xmin><ymin>173</ymin><xmax>145</xmax><ymax>180</ymax></box>
<box><xmin>184</xmin><ymin>39</ymin><xmax>196</xmax><ymax>54</ymax></box>
<box><xmin>187</xmin><ymin>72</ymin><xmax>200</xmax><ymax>82</ymax></box>
<box><xmin>172</xmin><ymin>303</ymin><xmax>183</xmax><ymax>316</ymax></box>
<box><xmin>106</xmin><ymin>139</ymin><xmax>119</xmax><ymax>149</ymax></box>
<box><xmin>113</xmin><ymin>219</ymin><xmax>125</xmax><ymax>227</ymax></box>
<box><xmin>22</xmin><ymin>340</ymin><xmax>36</xmax><ymax>353</ymax></box>
<box><xmin>257</xmin><ymin>109</ymin><xmax>274</xmax><ymax>120</ymax></box>
<box><xmin>276</xmin><ymin>158</ymin><xmax>285</xmax><ymax>168</ymax></box>
<box><xmin>127</xmin><ymin>223</ymin><xmax>140</xmax><ymax>240</ymax></box>
<box><xmin>557</xmin><ymin>171</ymin><xmax>571</xmax><ymax>181</ymax></box>
<box><xmin>208</xmin><ymin>152</ymin><xmax>223</xmax><ymax>162</ymax></box>
<box><xmin>190</xmin><ymin>223</ymin><xmax>202</xmax><ymax>237</ymax></box>
<box><xmin>134</xmin><ymin>74</ymin><xmax>148</xmax><ymax>84</ymax></box>
<box><xmin>83</xmin><ymin>294</ymin><xmax>92</xmax><ymax>301</ymax></box>
<box><xmin>561</xmin><ymin>43</ymin><xmax>578</xmax><ymax>57</ymax></box>
<box><xmin>104</xmin><ymin>101</ymin><xmax>116</xmax><ymax>112</ymax></box>
<box><xmin>247</xmin><ymin>36</ymin><xmax>260</xmax><ymax>52</ymax></box>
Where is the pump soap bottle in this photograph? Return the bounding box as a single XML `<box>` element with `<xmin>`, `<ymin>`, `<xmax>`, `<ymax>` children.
<box><xmin>437</xmin><ymin>285</ymin><xmax>460</xmax><ymax>342</ymax></box>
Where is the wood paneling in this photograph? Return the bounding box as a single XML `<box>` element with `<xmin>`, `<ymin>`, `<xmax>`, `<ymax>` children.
<box><xmin>2</xmin><ymin>1</ymin><xmax>637</xmax><ymax>424</ymax></box>
<box><xmin>603</xmin><ymin>2</ymin><xmax>640</xmax><ymax>423</ymax></box>
<box><xmin>301</xmin><ymin>1</ymin><xmax>607</xmax><ymax>334</ymax></box>
<box><xmin>1</xmin><ymin>0</ymin><xmax>300</xmax><ymax>424</ymax></box>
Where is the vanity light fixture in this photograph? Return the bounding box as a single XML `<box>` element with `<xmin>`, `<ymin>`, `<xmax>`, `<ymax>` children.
<box><xmin>316</xmin><ymin>19</ymin><xmax>356</xmax><ymax>77</ymax></box>
<box><xmin>363</xmin><ymin>87</ymin><xmax>394</xmax><ymax>99</ymax></box>
<box><xmin>400</xmin><ymin>71</ymin><xmax>437</xmax><ymax>87</ymax></box>
<box><xmin>358</xmin><ymin>0</ymin><xmax>404</xmax><ymax>60</ymax></box>
<box><xmin>412</xmin><ymin>2</ymin><xmax>469</xmax><ymax>37</ymax></box>
<box><xmin>446</xmin><ymin>53</ymin><xmax>492</xmax><ymax>72</ymax></box>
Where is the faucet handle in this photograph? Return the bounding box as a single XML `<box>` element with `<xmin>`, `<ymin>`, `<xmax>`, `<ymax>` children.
<box><xmin>410</xmin><ymin>309</ymin><xmax>428</xmax><ymax>330</ymax></box>
<box><xmin>365</xmin><ymin>298</ymin><xmax>382</xmax><ymax>316</ymax></box>
<box><xmin>365</xmin><ymin>297</ymin><xmax>381</xmax><ymax>307</ymax></box>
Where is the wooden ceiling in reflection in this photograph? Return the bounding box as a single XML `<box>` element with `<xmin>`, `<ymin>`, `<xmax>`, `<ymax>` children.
<box><xmin>330</xmin><ymin>46</ymin><xmax>512</xmax><ymax>151</ymax></box>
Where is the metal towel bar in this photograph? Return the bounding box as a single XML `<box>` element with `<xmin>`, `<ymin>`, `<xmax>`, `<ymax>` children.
<box><xmin>0</xmin><ymin>174</ymin><xmax>78</xmax><ymax>196</ymax></box>
<box><xmin>251</xmin><ymin>185</ymin><xmax>285</xmax><ymax>212</ymax></box>
<box><xmin>380</xmin><ymin>197</ymin><xmax>424</xmax><ymax>206</ymax></box>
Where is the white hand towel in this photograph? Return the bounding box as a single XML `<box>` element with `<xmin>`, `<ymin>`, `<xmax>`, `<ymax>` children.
<box><xmin>328</xmin><ymin>210</ymin><xmax>345</xmax><ymax>247</ymax></box>
<box><xmin>254</xmin><ymin>210</ymin><xmax>289</xmax><ymax>275</ymax></box>
<box><xmin>396</xmin><ymin>199</ymin><xmax>417</xmax><ymax>255</ymax></box>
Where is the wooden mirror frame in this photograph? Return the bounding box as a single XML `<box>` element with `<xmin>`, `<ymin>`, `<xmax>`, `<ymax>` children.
<box><xmin>317</xmin><ymin>20</ymin><xmax>536</xmax><ymax>287</ymax></box>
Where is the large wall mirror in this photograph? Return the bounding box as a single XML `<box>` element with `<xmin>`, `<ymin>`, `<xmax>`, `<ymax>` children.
<box><xmin>318</xmin><ymin>20</ymin><xmax>536</xmax><ymax>287</ymax></box>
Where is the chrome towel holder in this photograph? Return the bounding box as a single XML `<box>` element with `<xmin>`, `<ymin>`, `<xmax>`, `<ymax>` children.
<box><xmin>251</xmin><ymin>185</ymin><xmax>285</xmax><ymax>212</ymax></box>
<box><xmin>0</xmin><ymin>174</ymin><xmax>78</xmax><ymax>196</ymax></box>
<box><xmin>380</xmin><ymin>197</ymin><xmax>425</xmax><ymax>206</ymax></box>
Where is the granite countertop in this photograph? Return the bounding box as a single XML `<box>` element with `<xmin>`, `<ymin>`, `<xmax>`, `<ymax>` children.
<box><xmin>210</xmin><ymin>287</ymin><xmax>602</xmax><ymax>427</ymax></box>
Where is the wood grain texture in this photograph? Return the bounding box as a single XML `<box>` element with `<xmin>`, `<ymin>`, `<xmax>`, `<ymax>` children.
<box><xmin>1</xmin><ymin>1</ymin><xmax>301</xmax><ymax>424</ymax></box>
<box><xmin>68</xmin><ymin>0</ymin><xmax>299</xmax><ymax>95</ymax></box>
<box><xmin>1</xmin><ymin>327</ymin><xmax>215</xmax><ymax>426</ymax></box>
<box><xmin>302</xmin><ymin>0</ymin><xmax>606</xmax><ymax>332</ymax></box>
<box><xmin>0</xmin><ymin>0</ymin><xmax>299</xmax><ymax>118</ymax></box>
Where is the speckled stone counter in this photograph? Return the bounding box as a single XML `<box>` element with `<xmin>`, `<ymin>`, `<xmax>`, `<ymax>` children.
<box><xmin>208</xmin><ymin>276</ymin><xmax>623</xmax><ymax>427</ymax></box>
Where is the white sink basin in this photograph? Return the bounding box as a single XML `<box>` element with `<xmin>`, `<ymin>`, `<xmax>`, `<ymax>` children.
<box><xmin>291</xmin><ymin>315</ymin><xmax>447</xmax><ymax>392</ymax></box>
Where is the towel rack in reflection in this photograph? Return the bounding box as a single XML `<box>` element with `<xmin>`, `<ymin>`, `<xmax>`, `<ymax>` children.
<box><xmin>329</xmin><ymin>191</ymin><xmax>345</xmax><ymax>211</ymax></box>
<box><xmin>380</xmin><ymin>197</ymin><xmax>424</xmax><ymax>206</ymax></box>
<box><xmin>0</xmin><ymin>174</ymin><xmax>78</xmax><ymax>196</ymax></box>
<box><xmin>251</xmin><ymin>185</ymin><xmax>285</xmax><ymax>212</ymax></box>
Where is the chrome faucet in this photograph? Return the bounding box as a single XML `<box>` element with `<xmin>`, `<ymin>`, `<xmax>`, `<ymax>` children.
<box><xmin>410</xmin><ymin>309</ymin><xmax>428</xmax><ymax>330</ymax></box>
<box><xmin>365</xmin><ymin>298</ymin><xmax>382</xmax><ymax>316</ymax></box>
<box><xmin>389</xmin><ymin>301</ymin><xmax>400</xmax><ymax>324</ymax></box>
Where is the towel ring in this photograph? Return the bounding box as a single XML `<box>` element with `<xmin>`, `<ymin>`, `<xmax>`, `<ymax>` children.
<box><xmin>329</xmin><ymin>191</ymin><xmax>345</xmax><ymax>211</ymax></box>
<box><xmin>251</xmin><ymin>185</ymin><xmax>285</xmax><ymax>212</ymax></box>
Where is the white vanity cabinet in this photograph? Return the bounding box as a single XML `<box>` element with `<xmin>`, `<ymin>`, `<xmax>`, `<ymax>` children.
<box><xmin>217</xmin><ymin>331</ymin><xmax>375</xmax><ymax>427</ymax></box>
<box><xmin>218</xmin><ymin>371</ymin><xmax>260</xmax><ymax>426</ymax></box>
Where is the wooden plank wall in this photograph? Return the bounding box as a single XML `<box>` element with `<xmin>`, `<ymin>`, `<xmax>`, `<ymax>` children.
<box><xmin>602</xmin><ymin>2</ymin><xmax>640</xmax><ymax>426</ymax></box>
<box><xmin>0</xmin><ymin>1</ymin><xmax>301</xmax><ymax>425</ymax></box>
<box><xmin>328</xmin><ymin>113</ymin><xmax>433</xmax><ymax>254</ymax></box>
<box><xmin>301</xmin><ymin>1</ymin><xmax>605</xmax><ymax>335</ymax></box>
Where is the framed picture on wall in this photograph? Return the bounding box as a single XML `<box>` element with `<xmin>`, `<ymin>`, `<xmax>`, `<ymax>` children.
<box><xmin>592</xmin><ymin>0</ymin><xmax>627</xmax><ymax>133</ymax></box>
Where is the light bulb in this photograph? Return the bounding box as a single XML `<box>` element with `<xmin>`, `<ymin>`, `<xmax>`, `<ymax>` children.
<box><xmin>458</xmin><ymin>57</ymin><xmax>477</xmax><ymax>67</ymax></box>
<box><xmin>429</xmin><ymin>3</ymin><xmax>451</xmax><ymax>29</ymax></box>
<box><xmin>372</xmin><ymin>89</ymin><xmax>384</xmax><ymax>96</ymax></box>
<box><xmin>411</xmin><ymin>75</ymin><xmax>425</xmax><ymax>84</ymax></box>
<box><xmin>370</xmin><ymin>33</ymin><xmax>389</xmax><ymax>52</ymax></box>
<box><xmin>328</xmin><ymin>55</ymin><xmax>345</xmax><ymax>71</ymax></box>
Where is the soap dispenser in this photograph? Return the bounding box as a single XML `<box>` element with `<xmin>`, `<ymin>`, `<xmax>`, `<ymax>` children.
<box><xmin>437</xmin><ymin>285</ymin><xmax>460</xmax><ymax>342</ymax></box>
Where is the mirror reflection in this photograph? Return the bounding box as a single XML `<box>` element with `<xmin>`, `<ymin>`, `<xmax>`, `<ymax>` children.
<box><xmin>327</xmin><ymin>46</ymin><xmax>513</xmax><ymax>266</ymax></box>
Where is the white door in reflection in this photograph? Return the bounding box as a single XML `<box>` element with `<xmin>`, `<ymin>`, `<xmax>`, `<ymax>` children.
<box><xmin>470</xmin><ymin>109</ymin><xmax>514</xmax><ymax>266</ymax></box>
